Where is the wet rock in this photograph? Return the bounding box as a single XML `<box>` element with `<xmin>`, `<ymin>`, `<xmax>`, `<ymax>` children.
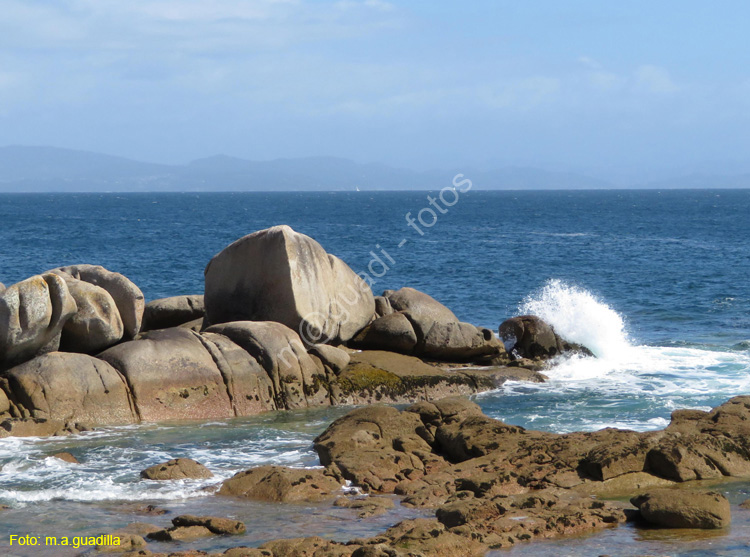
<box><xmin>334</xmin><ymin>495</ymin><xmax>395</xmax><ymax>518</ymax></box>
<box><xmin>258</xmin><ymin>537</ymin><xmax>352</xmax><ymax>556</ymax></box>
<box><xmin>148</xmin><ymin>525</ymin><xmax>214</xmax><ymax>541</ymax></box>
<box><xmin>382</xmin><ymin>518</ymin><xmax>486</xmax><ymax>556</ymax></box>
<box><xmin>99</xmin><ymin>328</ymin><xmax>233</xmax><ymax>421</ymax></box>
<box><xmin>172</xmin><ymin>515</ymin><xmax>246</xmax><ymax>535</ymax></box>
<box><xmin>631</xmin><ymin>489</ymin><xmax>731</xmax><ymax>529</ymax></box>
<box><xmin>221</xmin><ymin>548</ymin><xmax>273</xmax><ymax>557</ymax></box>
<box><xmin>218</xmin><ymin>465</ymin><xmax>343</xmax><ymax>502</ymax></box>
<box><xmin>204</xmin><ymin>225</ymin><xmax>374</xmax><ymax>344</ymax></box>
<box><xmin>141</xmin><ymin>295</ymin><xmax>205</xmax><ymax>332</ymax></box>
<box><xmin>50</xmin><ymin>451</ymin><xmax>78</xmax><ymax>463</ymax></box>
<box><xmin>5</xmin><ymin>352</ymin><xmax>138</xmax><ymax>426</ymax></box>
<box><xmin>0</xmin><ymin>417</ymin><xmax>82</xmax><ymax>438</ymax></box>
<box><xmin>140</xmin><ymin>458</ymin><xmax>213</xmax><ymax>481</ymax></box>
<box><xmin>118</xmin><ymin>522</ymin><xmax>163</xmax><ymax>537</ymax></box>
<box><xmin>95</xmin><ymin>533</ymin><xmax>147</xmax><ymax>553</ymax></box>
<box><xmin>0</xmin><ymin>274</ymin><xmax>77</xmax><ymax>370</ymax></box>
<box><xmin>52</xmin><ymin>264</ymin><xmax>145</xmax><ymax>338</ymax></box>
<box><xmin>499</xmin><ymin>315</ymin><xmax>593</xmax><ymax>360</ymax></box>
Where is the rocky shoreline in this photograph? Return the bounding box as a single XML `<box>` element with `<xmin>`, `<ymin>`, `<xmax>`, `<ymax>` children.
<box><xmin>2</xmin><ymin>224</ymin><xmax>746</xmax><ymax>556</ymax></box>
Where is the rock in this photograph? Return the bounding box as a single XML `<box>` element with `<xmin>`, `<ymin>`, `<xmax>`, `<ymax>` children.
<box><xmin>334</xmin><ymin>495</ymin><xmax>395</xmax><ymax>517</ymax></box>
<box><xmin>140</xmin><ymin>458</ymin><xmax>213</xmax><ymax>480</ymax></box>
<box><xmin>148</xmin><ymin>525</ymin><xmax>213</xmax><ymax>541</ymax></box>
<box><xmin>499</xmin><ymin>315</ymin><xmax>593</xmax><ymax>360</ymax></box>
<box><xmin>172</xmin><ymin>515</ymin><xmax>246</xmax><ymax>535</ymax></box>
<box><xmin>199</xmin><ymin>331</ymin><xmax>277</xmax><ymax>416</ymax></box>
<box><xmin>118</xmin><ymin>522</ymin><xmax>163</xmax><ymax>537</ymax></box>
<box><xmin>382</xmin><ymin>518</ymin><xmax>486</xmax><ymax>556</ymax></box>
<box><xmin>56</xmin><ymin>275</ymin><xmax>124</xmax><ymax>353</ymax></box>
<box><xmin>373</xmin><ymin>296</ymin><xmax>393</xmax><ymax>317</ymax></box>
<box><xmin>0</xmin><ymin>417</ymin><xmax>79</xmax><ymax>438</ymax></box>
<box><xmin>52</xmin><ymin>265</ymin><xmax>144</xmax><ymax>338</ymax></box>
<box><xmin>380</xmin><ymin>288</ymin><xmax>501</xmax><ymax>361</ymax></box>
<box><xmin>218</xmin><ymin>465</ymin><xmax>343</xmax><ymax>502</ymax></box>
<box><xmin>308</xmin><ymin>344</ymin><xmax>350</xmax><ymax>374</ymax></box>
<box><xmin>314</xmin><ymin>405</ymin><xmax>446</xmax><ymax>492</ymax></box>
<box><xmin>205</xmin><ymin>321</ymin><xmax>326</xmax><ymax>409</ymax></box>
<box><xmin>5</xmin><ymin>352</ymin><xmax>138</xmax><ymax>426</ymax></box>
<box><xmin>204</xmin><ymin>225</ymin><xmax>374</xmax><ymax>344</ymax></box>
<box><xmin>50</xmin><ymin>451</ymin><xmax>78</xmax><ymax>464</ymax></box>
<box><xmin>631</xmin><ymin>489</ymin><xmax>731</xmax><ymax>529</ymax></box>
<box><xmin>141</xmin><ymin>295</ymin><xmax>205</xmax><ymax>332</ymax></box>
<box><xmin>222</xmin><ymin>549</ymin><xmax>273</xmax><ymax>557</ymax></box>
<box><xmin>95</xmin><ymin>533</ymin><xmax>147</xmax><ymax>553</ymax></box>
<box><xmin>0</xmin><ymin>387</ymin><xmax>11</xmax><ymax>416</ymax></box>
<box><xmin>99</xmin><ymin>328</ymin><xmax>233</xmax><ymax>421</ymax></box>
<box><xmin>259</xmin><ymin>537</ymin><xmax>351</xmax><ymax>556</ymax></box>
<box><xmin>350</xmin><ymin>312</ymin><xmax>418</xmax><ymax>354</ymax></box>
<box><xmin>0</xmin><ymin>274</ymin><xmax>77</xmax><ymax>370</ymax></box>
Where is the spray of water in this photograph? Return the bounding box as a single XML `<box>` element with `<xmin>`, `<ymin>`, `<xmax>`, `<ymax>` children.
<box><xmin>519</xmin><ymin>279</ymin><xmax>631</xmax><ymax>358</ymax></box>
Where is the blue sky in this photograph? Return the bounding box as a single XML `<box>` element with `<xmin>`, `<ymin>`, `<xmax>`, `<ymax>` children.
<box><xmin>1</xmin><ymin>1</ymin><xmax>748</xmax><ymax>177</ymax></box>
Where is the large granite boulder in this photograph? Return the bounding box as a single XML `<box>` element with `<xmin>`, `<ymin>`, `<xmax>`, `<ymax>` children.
<box><xmin>204</xmin><ymin>225</ymin><xmax>374</xmax><ymax>345</ymax></box>
<box><xmin>499</xmin><ymin>315</ymin><xmax>593</xmax><ymax>360</ymax></box>
<box><xmin>4</xmin><ymin>352</ymin><xmax>137</xmax><ymax>426</ymax></box>
<box><xmin>205</xmin><ymin>321</ymin><xmax>327</xmax><ymax>409</ymax></box>
<box><xmin>141</xmin><ymin>458</ymin><xmax>214</xmax><ymax>480</ymax></box>
<box><xmin>141</xmin><ymin>295</ymin><xmax>205</xmax><ymax>332</ymax></box>
<box><xmin>631</xmin><ymin>489</ymin><xmax>730</xmax><ymax>529</ymax></box>
<box><xmin>99</xmin><ymin>328</ymin><xmax>233</xmax><ymax>421</ymax></box>
<box><xmin>0</xmin><ymin>274</ymin><xmax>77</xmax><ymax>370</ymax></box>
<box><xmin>57</xmin><ymin>277</ymin><xmax>124</xmax><ymax>353</ymax></box>
<box><xmin>51</xmin><ymin>265</ymin><xmax>144</xmax><ymax>338</ymax></box>
<box><xmin>351</xmin><ymin>287</ymin><xmax>501</xmax><ymax>361</ymax></box>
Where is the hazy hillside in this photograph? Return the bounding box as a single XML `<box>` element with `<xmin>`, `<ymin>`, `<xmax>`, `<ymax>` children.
<box><xmin>0</xmin><ymin>145</ymin><xmax>747</xmax><ymax>192</ymax></box>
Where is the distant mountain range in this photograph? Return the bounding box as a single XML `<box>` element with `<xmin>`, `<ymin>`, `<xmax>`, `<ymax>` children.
<box><xmin>0</xmin><ymin>146</ymin><xmax>747</xmax><ymax>192</ymax></box>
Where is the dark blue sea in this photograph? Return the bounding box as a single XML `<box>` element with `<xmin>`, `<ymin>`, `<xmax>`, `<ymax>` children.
<box><xmin>1</xmin><ymin>189</ymin><xmax>750</xmax><ymax>555</ymax></box>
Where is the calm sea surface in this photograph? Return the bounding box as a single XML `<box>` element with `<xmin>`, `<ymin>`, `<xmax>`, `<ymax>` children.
<box><xmin>1</xmin><ymin>189</ymin><xmax>749</xmax><ymax>555</ymax></box>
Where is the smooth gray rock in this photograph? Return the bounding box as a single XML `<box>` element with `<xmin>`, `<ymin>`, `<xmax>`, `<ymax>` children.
<box><xmin>58</xmin><ymin>277</ymin><xmax>124</xmax><ymax>353</ymax></box>
<box><xmin>0</xmin><ymin>274</ymin><xmax>78</xmax><ymax>370</ymax></box>
<box><xmin>141</xmin><ymin>295</ymin><xmax>205</xmax><ymax>332</ymax></box>
<box><xmin>350</xmin><ymin>312</ymin><xmax>418</xmax><ymax>354</ymax></box>
<box><xmin>204</xmin><ymin>225</ymin><xmax>374</xmax><ymax>344</ymax></box>
<box><xmin>308</xmin><ymin>344</ymin><xmax>351</xmax><ymax>374</ymax></box>
<box><xmin>52</xmin><ymin>265</ymin><xmax>144</xmax><ymax>338</ymax></box>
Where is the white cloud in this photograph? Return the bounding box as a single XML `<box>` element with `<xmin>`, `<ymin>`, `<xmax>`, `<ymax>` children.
<box><xmin>634</xmin><ymin>64</ymin><xmax>679</xmax><ymax>94</ymax></box>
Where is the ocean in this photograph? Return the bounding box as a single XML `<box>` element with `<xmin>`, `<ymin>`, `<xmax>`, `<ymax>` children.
<box><xmin>1</xmin><ymin>189</ymin><xmax>749</xmax><ymax>555</ymax></box>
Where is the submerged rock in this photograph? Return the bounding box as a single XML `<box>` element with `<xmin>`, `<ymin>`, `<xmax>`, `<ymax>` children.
<box><xmin>204</xmin><ymin>225</ymin><xmax>374</xmax><ymax>344</ymax></box>
<box><xmin>631</xmin><ymin>489</ymin><xmax>731</xmax><ymax>529</ymax></box>
<box><xmin>140</xmin><ymin>458</ymin><xmax>214</xmax><ymax>481</ymax></box>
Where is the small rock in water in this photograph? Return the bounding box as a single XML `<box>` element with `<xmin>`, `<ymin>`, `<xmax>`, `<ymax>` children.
<box><xmin>140</xmin><ymin>458</ymin><xmax>213</xmax><ymax>480</ymax></box>
<box><xmin>50</xmin><ymin>451</ymin><xmax>78</xmax><ymax>464</ymax></box>
<box><xmin>172</xmin><ymin>514</ymin><xmax>246</xmax><ymax>535</ymax></box>
<box><xmin>630</xmin><ymin>489</ymin><xmax>731</xmax><ymax>529</ymax></box>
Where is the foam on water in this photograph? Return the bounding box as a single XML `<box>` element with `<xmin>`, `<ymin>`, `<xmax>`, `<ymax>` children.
<box><xmin>477</xmin><ymin>280</ymin><xmax>750</xmax><ymax>432</ymax></box>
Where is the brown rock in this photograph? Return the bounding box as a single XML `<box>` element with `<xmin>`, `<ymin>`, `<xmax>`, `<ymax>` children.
<box><xmin>334</xmin><ymin>495</ymin><xmax>395</xmax><ymax>517</ymax></box>
<box><xmin>99</xmin><ymin>328</ymin><xmax>233</xmax><ymax>421</ymax></box>
<box><xmin>307</xmin><ymin>344</ymin><xmax>351</xmax><ymax>374</ymax></box>
<box><xmin>499</xmin><ymin>315</ymin><xmax>593</xmax><ymax>361</ymax></box>
<box><xmin>50</xmin><ymin>451</ymin><xmax>78</xmax><ymax>464</ymax></box>
<box><xmin>349</xmin><ymin>312</ymin><xmax>418</xmax><ymax>354</ymax></box>
<box><xmin>222</xmin><ymin>549</ymin><xmax>273</xmax><ymax>557</ymax></box>
<box><xmin>383</xmin><ymin>518</ymin><xmax>486</xmax><ymax>556</ymax></box>
<box><xmin>172</xmin><ymin>515</ymin><xmax>245</xmax><ymax>535</ymax></box>
<box><xmin>5</xmin><ymin>352</ymin><xmax>138</xmax><ymax>426</ymax></box>
<box><xmin>96</xmin><ymin>533</ymin><xmax>147</xmax><ymax>553</ymax></box>
<box><xmin>218</xmin><ymin>465</ymin><xmax>343</xmax><ymax>502</ymax></box>
<box><xmin>148</xmin><ymin>525</ymin><xmax>213</xmax><ymax>541</ymax></box>
<box><xmin>259</xmin><ymin>537</ymin><xmax>351</xmax><ymax>556</ymax></box>
<box><xmin>140</xmin><ymin>458</ymin><xmax>213</xmax><ymax>481</ymax></box>
<box><xmin>631</xmin><ymin>489</ymin><xmax>731</xmax><ymax>529</ymax></box>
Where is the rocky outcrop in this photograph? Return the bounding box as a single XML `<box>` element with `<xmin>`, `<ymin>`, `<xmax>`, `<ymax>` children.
<box><xmin>0</xmin><ymin>274</ymin><xmax>77</xmax><ymax>370</ymax></box>
<box><xmin>351</xmin><ymin>288</ymin><xmax>502</xmax><ymax>362</ymax></box>
<box><xmin>499</xmin><ymin>315</ymin><xmax>593</xmax><ymax>360</ymax></box>
<box><xmin>631</xmin><ymin>490</ymin><xmax>730</xmax><ymax>529</ymax></box>
<box><xmin>204</xmin><ymin>225</ymin><xmax>374</xmax><ymax>344</ymax></box>
<box><xmin>218</xmin><ymin>465</ymin><xmax>344</xmax><ymax>502</ymax></box>
<box><xmin>99</xmin><ymin>328</ymin><xmax>233</xmax><ymax>421</ymax></box>
<box><xmin>205</xmin><ymin>321</ymin><xmax>327</xmax><ymax>409</ymax></box>
<box><xmin>149</xmin><ymin>515</ymin><xmax>246</xmax><ymax>541</ymax></box>
<box><xmin>4</xmin><ymin>352</ymin><xmax>137</xmax><ymax>426</ymax></box>
<box><xmin>141</xmin><ymin>295</ymin><xmax>205</xmax><ymax>332</ymax></box>
<box><xmin>140</xmin><ymin>458</ymin><xmax>214</xmax><ymax>480</ymax></box>
<box><xmin>51</xmin><ymin>264</ymin><xmax>144</xmax><ymax>339</ymax></box>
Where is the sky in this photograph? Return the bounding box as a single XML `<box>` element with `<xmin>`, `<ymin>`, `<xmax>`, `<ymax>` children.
<box><xmin>1</xmin><ymin>1</ymin><xmax>749</xmax><ymax>178</ymax></box>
